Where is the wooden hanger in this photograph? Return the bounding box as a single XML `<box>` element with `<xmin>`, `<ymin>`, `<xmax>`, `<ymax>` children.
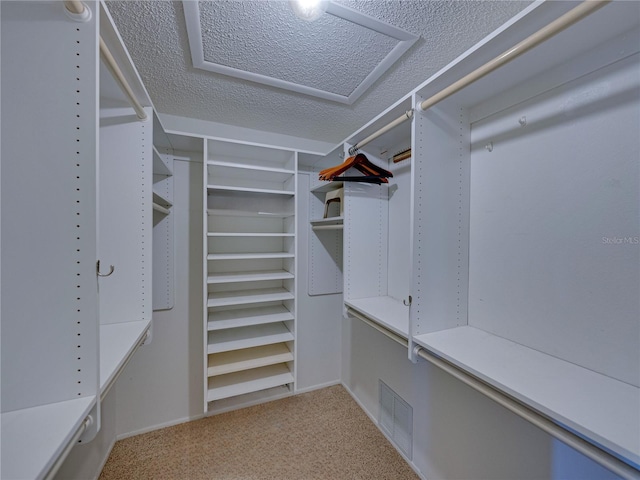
<box><xmin>319</xmin><ymin>153</ymin><xmax>393</xmax><ymax>183</ymax></box>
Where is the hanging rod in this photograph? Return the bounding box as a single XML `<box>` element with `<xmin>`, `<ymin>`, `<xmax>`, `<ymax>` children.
<box><xmin>347</xmin><ymin>308</ymin><xmax>638</xmax><ymax>478</ymax></box>
<box><xmin>64</xmin><ymin>1</ymin><xmax>148</xmax><ymax>121</ymax></box>
<box><xmin>348</xmin><ymin>0</ymin><xmax>609</xmax><ymax>157</ymax></box>
<box><xmin>348</xmin><ymin>110</ymin><xmax>414</xmax><ymax>155</ymax></box>
<box><xmin>417</xmin><ymin>0</ymin><xmax>610</xmax><ymax>112</ymax></box>
<box><xmin>43</xmin><ymin>416</ymin><xmax>91</xmax><ymax>480</ymax></box>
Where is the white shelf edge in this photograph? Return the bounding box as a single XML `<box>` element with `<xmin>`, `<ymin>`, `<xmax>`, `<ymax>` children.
<box><xmin>207</xmin><ymin>252</ymin><xmax>295</xmax><ymax>261</ymax></box>
<box><xmin>1</xmin><ymin>396</ymin><xmax>96</xmax><ymax>480</ymax></box>
<box><xmin>412</xmin><ymin>326</ymin><xmax>640</xmax><ymax>468</ymax></box>
<box><xmin>99</xmin><ymin>319</ymin><xmax>151</xmax><ymax>398</ymax></box>
<box><xmin>207</xmin><ymin>159</ymin><xmax>295</xmax><ymax>175</ymax></box>
<box><xmin>207</xmin><ymin>184</ymin><xmax>294</xmax><ymax>196</ymax></box>
<box><xmin>310</xmin><ymin>216</ymin><xmax>343</xmax><ymax>226</ymax></box>
<box><xmin>207</xmin><ymin>269</ymin><xmax>294</xmax><ymax>284</ymax></box>
<box><xmin>152</xmin><ymin>191</ymin><xmax>172</xmax><ymax>207</ymax></box>
<box><xmin>152</xmin><ymin>202</ymin><xmax>170</xmax><ymax>215</ymax></box>
<box><xmin>207</xmin><ymin>232</ymin><xmax>295</xmax><ymax>237</ymax></box>
<box><xmin>207</xmin><ymin>209</ymin><xmax>294</xmax><ymax>218</ymax></box>
<box><xmin>208</xmin><ymin>305</ymin><xmax>295</xmax><ymax>331</ymax></box>
<box><xmin>208</xmin><ymin>322</ymin><xmax>294</xmax><ymax>354</ymax></box>
<box><xmin>345</xmin><ymin>296</ymin><xmax>409</xmax><ymax>339</ymax></box>
<box><xmin>207</xmin><ymin>288</ymin><xmax>295</xmax><ymax>307</ymax></box>
<box><xmin>206</xmin><ymin>364</ymin><xmax>294</xmax><ymax>402</ymax></box>
<box><xmin>311</xmin><ymin>181</ymin><xmax>343</xmax><ymax>193</ymax></box>
<box><xmin>207</xmin><ymin>344</ymin><xmax>293</xmax><ymax>376</ymax></box>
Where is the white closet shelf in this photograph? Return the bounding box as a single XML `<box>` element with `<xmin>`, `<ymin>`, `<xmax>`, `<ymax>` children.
<box><xmin>207</xmin><ymin>363</ymin><xmax>294</xmax><ymax>402</ymax></box>
<box><xmin>207</xmin><ymin>159</ymin><xmax>295</xmax><ymax>175</ymax></box>
<box><xmin>100</xmin><ymin>319</ymin><xmax>151</xmax><ymax>398</ymax></box>
<box><xmin>310</xmin><ymin>216</ymin><xmax>343</xmax><ymax>226</ymax></box>
<box><xmin>208</xmin><ymin>322</ymin><xmax>294</xmax><ymax>354</ymax></box>
<box><xmin>152</xmin><ymin>191</ymin><xmax>172</xmax><ymax>208</ymax></box>
<box><xmin>207</xmin><ymin>232</ymin><xmax>295</xmax><ymax>237</ymax></box>
<box><xmin>207</xmin><ymin>209</ymin><xmax>294</xmax><ymax>218</ymax></box>
<box><xmin>207</xmin><ymin>287</ymin><xmax>295</xmax><ymax>308</ymax></box>
<box><xmin>345</xmin><ymin>296</ymin><xmax>409</xmax><ymax>339</ymax></box>
<box><xmin>207</xmin><ymin>269</ymin><xmax>294</xmax><ymax>284</ymax></box>
<box><xmin>311</xmin><ymin>182</ymin><xmax>343</xmax><ymax>194</ymax></box>
<box><xmin>152</xmin><ymin>145</ymin><xmax>172</xmax><ymax>176</ymax></box>
<box><xmin>208</xmin><ymin>305</ymin><xmax>294</xmax><ymax>331</ymax></box>
<box><xmin>152</xmin><ymin>203</ymin><xmax>170</xmax><ymax>215</ymax></box>
<box><xmin>207</xmin><ymin>185</ymin><xmax>294</xmax><ymax>196</ymax></box>
<box><xmin>207</xmin><ymin>252</ymin><xmax>294</xmax><ymax>261</ymax></box>
<box><xmin>412</xmin><ymin>326</ymin><xmax>640</xmax><ymax>467</ymax></box>
<box><xmin>1</xmin><ymin>395</ymin><xmax>95</xmax><ymax>480</ymax></box>
<box><xmin>207</xmin><ymin>343</ymin><xmax>293</xmax><ymax>377</ymax></box>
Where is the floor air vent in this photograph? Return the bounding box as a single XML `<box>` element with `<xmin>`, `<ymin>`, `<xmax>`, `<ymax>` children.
<box><xmin>379</xmin><ymin>380</ymin><xmax>413</xmax><ymax>460</ymax></box>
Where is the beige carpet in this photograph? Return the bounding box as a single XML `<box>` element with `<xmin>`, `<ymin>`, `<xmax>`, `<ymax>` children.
<box><xmin>99</xmin><ymin>385</ymin><xmax>418</xmax><ymax>479</ymax></box>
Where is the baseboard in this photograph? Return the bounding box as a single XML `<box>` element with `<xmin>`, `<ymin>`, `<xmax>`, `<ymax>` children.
<box><xmin>295</xmin><ymin>379</ymin><xmax>341</xmax><ymax>395</ymax></box>
<box><xmin>340</xmin><ymin>382</ymin><xmax>427</xmax><ymax>480</ymax></box>
<box><xmin>116</xmin><ymin>413</ymin><xmax>205</xmax><ymax>441</ymax></box>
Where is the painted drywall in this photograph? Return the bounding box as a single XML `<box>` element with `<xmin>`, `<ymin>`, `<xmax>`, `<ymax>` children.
<box><xmin>342</xmin><ymin>316</ymin><xmax>623</xmax><ymax>480</ymax></box>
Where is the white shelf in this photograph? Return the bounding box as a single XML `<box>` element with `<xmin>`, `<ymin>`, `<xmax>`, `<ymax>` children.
<box><xmin>207</xmin><ymin>209</ymin><xmax>294</xmax><ymax>218</ymax></box>
<box><xmin>152</xmin><ymin>145</ymin><xmax>172</xmax><ymax>176</ymax></box>
<box><xmin>208</xmin><ymin>322</ymin><xmax>294</xmax><ymax>354</ymax></box>
<box><xmin>207</xmin><ymin>363</ymin><xmax>294</xmax><ymax>402</ymax></box>
<box><xmin>311</xmin><ymin>182</ymin><xmax>343</xmax><ymax>194</ymax></box>
<box><xmin>152</xmin><ymin>202</ymin><xmax>170</xmax><ymax>215</ymax></box>
<box><xmin>207</xmin><ymin>184</ymin><xmax>294</xmax><ymax>196</ymax></box>
<box><xmin>207</xmin><ymin>343</ymin><xmax>293</xmax><ymax>377</ymax></box>
<box><xmin>412</xmin><ymin>326</ymin><xmax>640</xmax><ymax>467</ymax></box>
<box><xmin>310</xmin><ymin>216</ymin><xmax>343</xmax><ymax>226</ymax></box>
<box><xmin>208</xmin><ymin>305</ymin><xmax>295</xmax><ymax>331</ymax></box>
<box><xmin>1</xmin><ymin>396</ymin><xmax>96</xmax><ymax>480</ymax></box>
<box><xmin>152</xmin><ymin>191</ymin><xmax>172</xmax><ymax>208</ymax></box>
<box><xmin>207</xmin><ymin>159</ymin><xmax>295</xmax><ymax>175</ymax></box>
<box><xmin>100</xmin><ymin>319</ymin><xmax>151</xmax><ymax>397</ymax></box>
<box><xmin>208</xmin><ymin>232</ymin><xmax>295</xmax><ymax>237</ymax></box>
<box><xmin>345</xmin><ymin>296</ymin><xmax>409</xmax><ymax>339</ymax></box>
<box><xmin>207</xmin><ymin>252</ymin><xmax>294</xmax><ymax>261</ymax></box>
<box><xmin>207</xmin><ymin>269</ymin><xmax>294</xmax><ymax>284</ymax></box>
<box><xmin>207</xmin><ymin>287</ymin><xmax>295</xmax><ymax>308</ymax></box>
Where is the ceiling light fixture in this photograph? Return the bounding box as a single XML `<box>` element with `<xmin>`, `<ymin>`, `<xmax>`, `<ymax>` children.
<box><xmin>289</xmin><ymin>0</ymin><xmax>327</xmax><ymax>22</ymax></box>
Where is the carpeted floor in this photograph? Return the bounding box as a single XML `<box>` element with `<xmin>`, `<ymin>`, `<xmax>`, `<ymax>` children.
<box><xmin>99</xmin><ymin>385</ymin><xmax>418</xmax><ymax>479</ymax></box>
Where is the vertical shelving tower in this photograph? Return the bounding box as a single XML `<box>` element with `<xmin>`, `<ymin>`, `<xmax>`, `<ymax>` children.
<box><xmin>204</xmin><ymin>140</ymin><xmax>297</xmax><ymax>413</ymax></box>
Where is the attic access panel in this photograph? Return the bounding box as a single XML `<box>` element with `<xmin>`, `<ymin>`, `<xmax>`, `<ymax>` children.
<box><xmin>183</xmin><ymin>1</ymin><xmax>418</xmax><ymax>104</ymax></box>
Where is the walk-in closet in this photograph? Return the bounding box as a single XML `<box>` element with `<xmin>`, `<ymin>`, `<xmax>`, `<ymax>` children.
<box><xmin>2</xmin><ymin>1</ymin><xmax>639</xmax><ymax>479</ymax></box>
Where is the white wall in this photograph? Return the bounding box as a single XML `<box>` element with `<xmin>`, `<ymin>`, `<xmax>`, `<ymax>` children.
<box><xmin>342</xmin><ymin>316</ymin><xmax>623</xmax><ymax>480</ymax></box>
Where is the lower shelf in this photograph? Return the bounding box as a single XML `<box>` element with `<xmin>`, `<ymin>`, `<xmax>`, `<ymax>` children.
<box><xmin>1</xmin><ymin>396</ymin><xmax>96</xmax><ymax>480</ymax></box>
<box><xmin>207</xmin><ymin>322</ymin><xmax>294</xmax><ymax>354</ymax></box>
<box><xmin>207</xmin><ymin>363</ymin><xmax>294</xmax><ymax>402</ymax></box>
<box><xmin>413</xmin><ymin>326</ymin><xmax>640</xmax><ymax>468</ymax></box>
<box><xmin>208</xmin><ymin>343</ymin><xmax>293</xmax><ymax>377</ymax></box>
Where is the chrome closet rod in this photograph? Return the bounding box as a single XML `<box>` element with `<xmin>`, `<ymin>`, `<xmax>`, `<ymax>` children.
<box><xmin>347</xmin><ymin>309</ymin><xmax>639</xmax><ymax>479</ymax></box>
<box><xmin>64</xmin><ymin>1</ymin><xmax>148</xmax><ymax>121</ymax></box>
<box><xmin>348</xmin><ymin>0</ymin><xmax>610</xmax><ymax>156</ymax></box>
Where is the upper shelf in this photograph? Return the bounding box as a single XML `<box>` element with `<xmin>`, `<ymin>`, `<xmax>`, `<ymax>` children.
<box><xmin>413</xmin><ymin>326</ymin><xmax>640</xmax><ymax>468</ymax></box>
<box><xmin>346</xmin><ymin>296</ymin><xmax>409</xmax><ymax>339</ymax></box>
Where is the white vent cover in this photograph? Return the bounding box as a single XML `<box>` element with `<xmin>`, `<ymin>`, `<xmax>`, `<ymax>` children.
<box><xmin>379</xmin><ymin>380</ymin><xmax>413</xmax><ymax>460</ymax></box>
<box><xmin>183</xmin><ymin>1</ymin><xmax>418</xmax><ymax>105</ymax></box>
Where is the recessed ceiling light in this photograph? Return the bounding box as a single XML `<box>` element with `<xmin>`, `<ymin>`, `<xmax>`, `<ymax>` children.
<box><xmin>289</xmin><ymin>0</ymin><xmax>328</xmax><ymax>22</ymax></box>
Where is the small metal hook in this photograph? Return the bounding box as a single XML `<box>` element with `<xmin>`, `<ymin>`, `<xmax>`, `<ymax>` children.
<box><xmin>403</xmin><ymin>295</ymin><xmax>412</xmax><ymax>306</ymax></box>
<box><xmin>96</xmin><ymin>260</ymin><xmax>114</xmax><ymax>277</ymax></box>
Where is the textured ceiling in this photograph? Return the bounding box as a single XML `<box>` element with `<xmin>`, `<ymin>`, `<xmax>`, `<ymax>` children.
<box><xmin>106</xmin><ymin>0</ymin><xmax>532</xmax><ymax>146</ymax></box>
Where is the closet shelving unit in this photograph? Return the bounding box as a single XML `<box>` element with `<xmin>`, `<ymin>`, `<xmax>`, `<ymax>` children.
<box><xmin>409</xmin><ymin>1</ymin><xmax>639</xmax><ymax>470</ymax></box>
<box><xmin>204</xmin><ymin>139</ymin><xmax>297</xmax><ymax>413</ymax></box>
<box><xmin>152</xmin><ymin>113</ymin><xmax>175</xmax><ymax>311</ymax></box>
<box><xmin>2</xmin><ymin>2</ymin><xmax>155</xmax><ymax>478</ymax></box>
<box><xmin>342</xmin><ymin>98</ymin><xmax>414</xmax><ymax>339</ymax></box>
